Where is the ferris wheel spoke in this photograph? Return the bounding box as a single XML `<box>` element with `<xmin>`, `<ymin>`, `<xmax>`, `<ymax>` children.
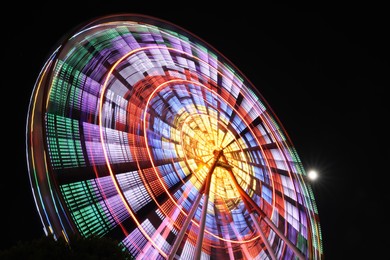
<box><xmin>147</xmin><ymin>106</ymin><xmax>179</xmax><ymax>130</ymax></box>
<box><xmin>181</xmin><ymin>124</ymin><xmax>211</xmax><ymax>148</ymax></box>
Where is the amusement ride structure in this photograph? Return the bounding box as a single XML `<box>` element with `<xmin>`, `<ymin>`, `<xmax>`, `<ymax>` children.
<box><xmin>26</xmin><ymin>14</ymin><xmax>323</xmax><ymax>259</ymax></box>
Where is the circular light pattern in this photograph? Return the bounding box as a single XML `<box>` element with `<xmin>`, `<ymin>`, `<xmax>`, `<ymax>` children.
<box><xmin>26</xmin><ymin>14</ymin><xmax>323</xmax><ymax>259</ymax></box>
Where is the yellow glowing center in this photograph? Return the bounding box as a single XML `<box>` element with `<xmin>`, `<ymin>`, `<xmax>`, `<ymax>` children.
<box><xmin>179</xmin><ymin>113</ymin><xmax>249</xmax><ymax>202</ymax></box>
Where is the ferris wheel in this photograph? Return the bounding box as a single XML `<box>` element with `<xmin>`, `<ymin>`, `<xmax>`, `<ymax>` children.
<box><xmin>26</xmin><ymin>14</ymin><xmax>323</xmax><ymax>259</ymax></box>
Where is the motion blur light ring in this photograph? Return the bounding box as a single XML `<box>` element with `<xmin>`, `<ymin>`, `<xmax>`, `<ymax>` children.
<box><xmin>27</xmin><ymin>14</ymin><xmax>323</xmax><ymax>259</ymax></box>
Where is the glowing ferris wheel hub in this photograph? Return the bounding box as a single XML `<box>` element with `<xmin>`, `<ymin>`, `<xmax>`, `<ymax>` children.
<box><xmin>26</xmin><ymin>14</ymin><xmax>323</xmax><ymax>259</ymax></box>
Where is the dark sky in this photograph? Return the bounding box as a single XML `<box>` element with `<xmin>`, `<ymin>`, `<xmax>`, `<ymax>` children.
<box><xmin>3</xmin><ymin>2</ymin><xmax>388</xmax><ymax>259</ymax></box>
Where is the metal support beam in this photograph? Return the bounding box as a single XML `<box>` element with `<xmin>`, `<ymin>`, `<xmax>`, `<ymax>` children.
<box><xmin>250</xmin><ymin>213</ymin><xmax>277</xmax><ymax>260</ymax></box>
<box><xmin>194</xmin><ymin>150</ymin><xmax>223</xmax><ymax>260</ymax></box>
<box><xmin>168</xmin><ymin>192</ymin><xmax>203</xmax><ymax>260</ymax></box>
<box><xmin>262</xmin><ymin>216</ymin><xmax>305</xmax><ymax>260</ymax></box>
<box><xmin>221</xmin><ymin>154</ymin><xmax>305</xmax><ymax>260</ymax></box>
<box><xmin>193</xmin><ymin>191</ymin><xmax>210</xmax><ymax>260</ymax></box>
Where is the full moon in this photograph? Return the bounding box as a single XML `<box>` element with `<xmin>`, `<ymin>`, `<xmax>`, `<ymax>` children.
<box><xmin>308</xmin><ymin>170</ymin><xmax>318</xmax><ymax>180</ymax></box>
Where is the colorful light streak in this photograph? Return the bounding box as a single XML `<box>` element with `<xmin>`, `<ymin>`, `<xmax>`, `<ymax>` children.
<box><xmin>26</xmin><ymin>14</ymin><xmax>323</xmax><ymax>259</ymax></box>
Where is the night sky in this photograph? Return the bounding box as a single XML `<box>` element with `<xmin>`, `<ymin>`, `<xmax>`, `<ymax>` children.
<box><xmin>3</xmin><ymin>3</ymin><xmax>388</xmax><ymax>259</ymax></box>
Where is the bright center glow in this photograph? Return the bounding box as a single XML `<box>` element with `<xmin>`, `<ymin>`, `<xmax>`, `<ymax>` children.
<box><xmin>308</xmin><ymin>170</ymin><xmax>318</xmax><ymax>180</ymax></box>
